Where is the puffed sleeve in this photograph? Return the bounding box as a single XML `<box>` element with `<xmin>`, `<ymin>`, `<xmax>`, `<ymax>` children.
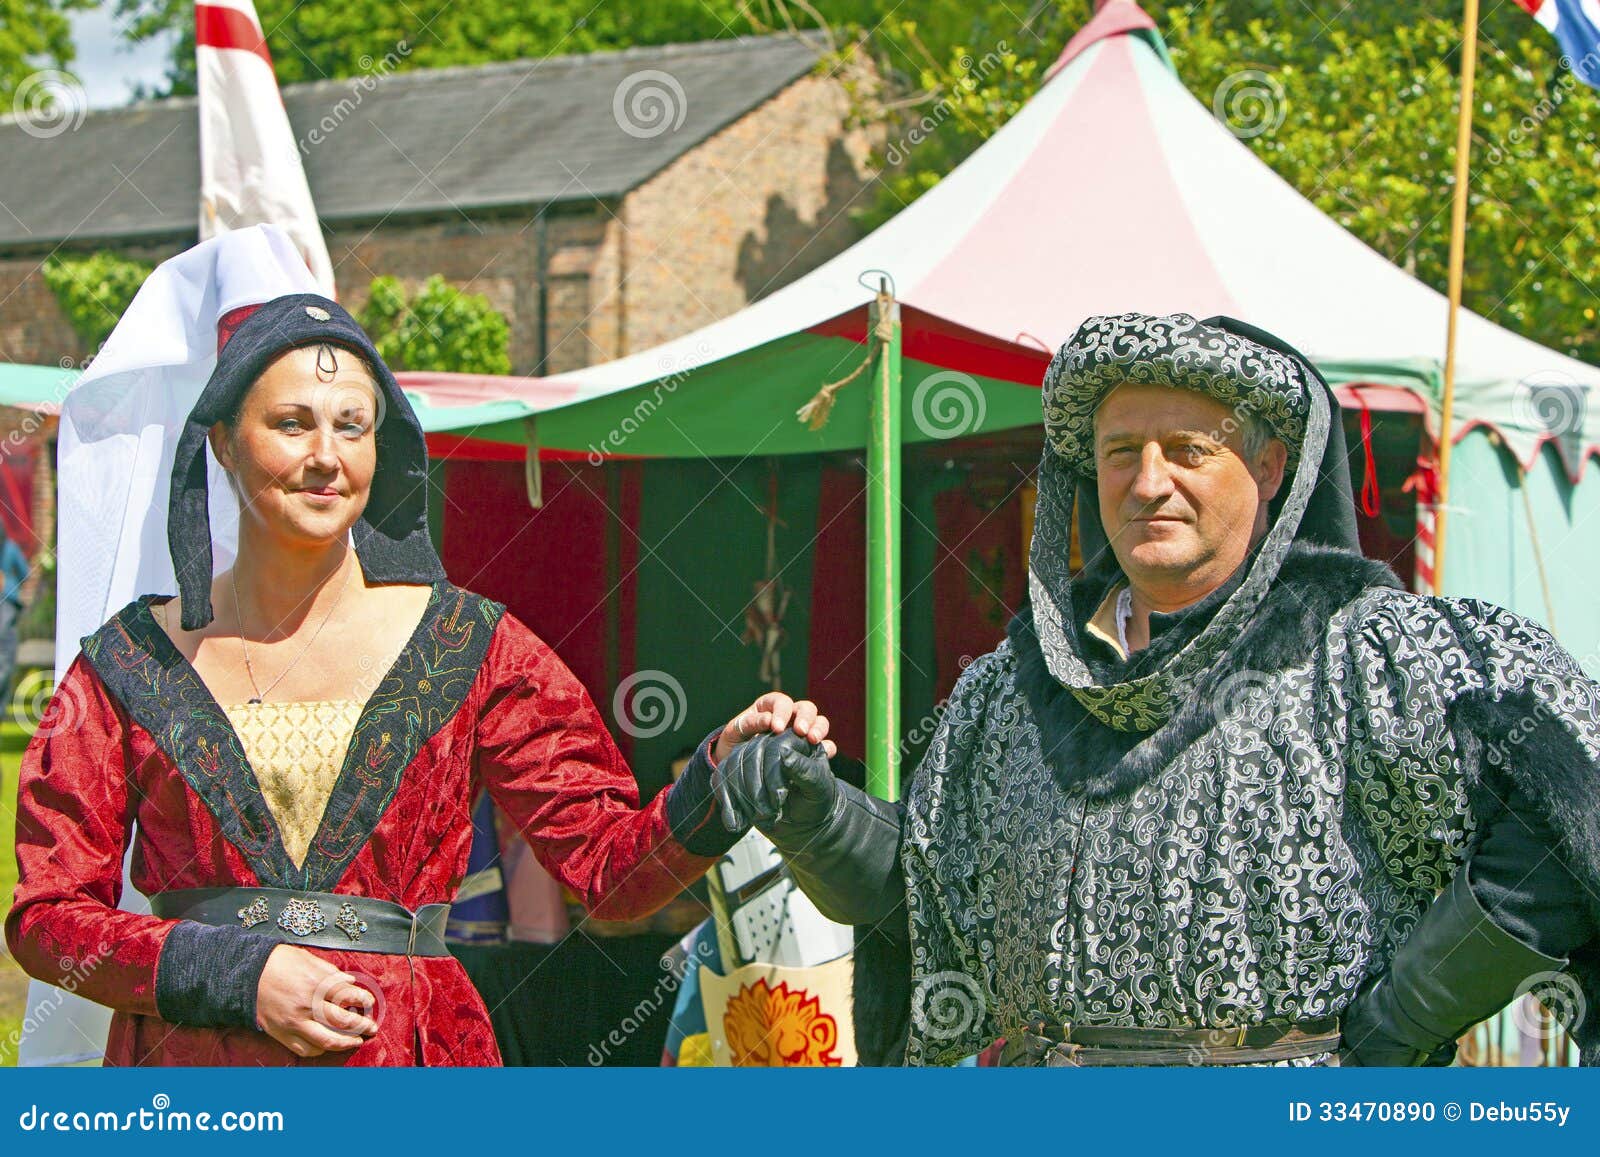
<box><xmin>1422</xmin><ymin>597</ymin><xmax>1600</xmax><ymax>950</ymax></box>
<box><xmin>6</xmin><ymin>655</ymin><xmax>172</xmax><ymax>1017</ymax></box>
<box><xmin>473</xmin><ymin>612</ymin><xmax>737</xmax><ymax>921</ymax></box>
<box><xmin>1333</xmin><ymin>591</ymin><xmax>1478</xmax><ymax>898</ymax></box>
<box><xmin>7</xmin><ymin>652</ymin><xmax>290</xmax><ymax>1029</ymax></box>
<box><xmin>1337</xmin><ymin>588</ymin><xmax>1600</xmax><ymax>933</ymax></box>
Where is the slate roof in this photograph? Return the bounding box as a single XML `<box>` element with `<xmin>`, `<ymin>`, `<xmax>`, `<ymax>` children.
<box><xmin>0</xmin><ymin>33</ymin><xmax>825</xmax><ymax>250</ymax></box>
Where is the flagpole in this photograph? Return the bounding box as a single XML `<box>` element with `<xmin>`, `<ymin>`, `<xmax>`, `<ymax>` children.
<box><xmin>1434</xmin><ymin>0</ymin><xmax>1481</xmax><ymax>594</ymax></box>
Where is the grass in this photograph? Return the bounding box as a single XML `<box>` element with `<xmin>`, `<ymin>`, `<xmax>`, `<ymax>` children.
<box><xmin>1</xmin><ymin>719</ymin><xmax>33</xmax><ymax>1066</ymax></box>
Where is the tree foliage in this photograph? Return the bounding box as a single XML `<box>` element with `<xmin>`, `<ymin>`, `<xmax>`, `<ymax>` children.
<box><xmin>1163</xmin><ymin>7</ymin><xmax>1600</xmax><ymax>364</ymax></box>
<box><xmin>40</xmin><ymin>252</ymin><xmax>153</xmax><ymax>353</ymax></box>
<box><xmin>0</xmin><ymin>0</ymin><xmax>94</xmax><ymax>105</ymax></box>
<box><xmin>358</xmin><ymin>275</ymin><xmax>511</xmax><ymax>375</ymax></box>
<box><xmin>852</xmin><ymin>2</ymin><xmax>1600</xmax><ymax>365</ymax></box>
<box><xmin>113</xmin><ymin>1</ymin><xmax>1600</xmax><ymax>366</ymax></box>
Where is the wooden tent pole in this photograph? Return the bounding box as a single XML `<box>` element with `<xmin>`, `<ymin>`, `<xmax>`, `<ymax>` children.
<box><xmin>866</xmin><ymin>284</ymin><xmax>902</xmax><ymax>801</ymax></box>
<box><xmin>1434</xmin><ymin>0</ymin><xmax>1481</xmax><ymax>593</ymax></box>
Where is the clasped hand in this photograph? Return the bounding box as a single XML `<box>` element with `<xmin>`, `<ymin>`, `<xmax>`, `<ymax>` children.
<box><xmin>715</xmin><ymin>691</ymin><xmax>840</xmax><ymax>833</ymax></box>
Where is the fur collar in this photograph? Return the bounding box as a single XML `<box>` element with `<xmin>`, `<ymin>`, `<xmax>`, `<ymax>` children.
<box><xmin>1007</xmin><ymin>543</ymin><xmax>1401</xmax><ymax>800</ymax></box>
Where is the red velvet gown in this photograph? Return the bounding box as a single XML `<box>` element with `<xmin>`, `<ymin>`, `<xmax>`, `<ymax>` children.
<box><xmin>5</xmin><ymin>581</ymin><xmax>725</xmax><ymax>1066</ymax></box>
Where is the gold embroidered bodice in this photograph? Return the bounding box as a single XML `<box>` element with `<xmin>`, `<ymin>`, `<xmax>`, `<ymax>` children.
<box><xmin>221</xmin><ymin>699</ymin><xmax>364</xmax><ymax>870</ymax></box>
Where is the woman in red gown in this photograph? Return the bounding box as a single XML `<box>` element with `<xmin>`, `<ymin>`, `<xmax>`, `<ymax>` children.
<box><xmin>5</xmin><ymin>292</ymin><xmax>832</xmax><ymax>1066</ymax></box>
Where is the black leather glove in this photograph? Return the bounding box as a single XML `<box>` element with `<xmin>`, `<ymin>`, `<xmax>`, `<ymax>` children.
<box><xmin>714</xmin><ymin>729</ymin><xmax>839</xmax><ymax>832</ymax></box>
<box><xmin>1340</xmin><ymin>866</ymin><xmax>1569</xmax><ymax>1066</ymax></box>
<box><xmin>714</xmin><ymin>731</ymin><xmax>905</xmax><ymax>925</ymax></box>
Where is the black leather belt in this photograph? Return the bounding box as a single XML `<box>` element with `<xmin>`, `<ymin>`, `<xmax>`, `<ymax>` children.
<box><xmin>998</xmin><ymin>1017</ymin><xmax>1342</xmax><ymax>1067</ymax></box>
<box><xmin>151</xmin><ymin>887</ymin><xmax>452</xmax><ymax>956</ymax></box>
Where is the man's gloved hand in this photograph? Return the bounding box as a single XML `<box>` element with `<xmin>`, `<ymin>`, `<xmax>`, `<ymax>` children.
<box><xmin>1338</xmin><ymin>974</ymin><xmax>1454</xmax><ymax>1067</ymax></box>
<box><xmin>713</xmin><ymin>730</ymin><xmax>839</xmax><ymax>833</ymax></box>
<box><xmin>712</xmin><ymin>730</ymin><xmax>905</xmax><ymax>927</ymax></box>
<box><xmin>1337</xmin><ymin>868</ymin><xmax>1567</xmax><ymax>1066</ymax></box>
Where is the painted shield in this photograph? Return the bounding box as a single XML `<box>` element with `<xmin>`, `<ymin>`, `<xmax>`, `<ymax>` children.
<box><xmin>698</xmin><ymin>956</ymin><xmax>857</xmax><ymax>1067</ymax></box>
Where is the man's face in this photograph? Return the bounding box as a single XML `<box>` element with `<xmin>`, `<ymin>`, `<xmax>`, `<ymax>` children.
<box><xmin>1093</xmin><ymin>383</ymin><xmax>1287</xmax><ymax>592</ymax></box>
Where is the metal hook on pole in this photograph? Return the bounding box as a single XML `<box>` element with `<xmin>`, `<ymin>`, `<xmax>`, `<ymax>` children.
<box><xmin>856</xmin><ymin>268</ymin><xmax>897</xmax><ymax>299</ymax></box>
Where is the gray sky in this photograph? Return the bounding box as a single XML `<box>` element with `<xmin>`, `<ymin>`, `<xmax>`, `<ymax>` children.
<box><xmin>69</xmin><ymin>2</ymin><xmax>181</xmax><ymax>108</ymax></box>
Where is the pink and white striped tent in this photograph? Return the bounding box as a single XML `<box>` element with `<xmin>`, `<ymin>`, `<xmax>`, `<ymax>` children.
<box><xmin>503</xmin><ymin>0</ymin><xmax>1600</xmax><ymax>475</ymax></box>
<box><xmin>460</xmin><ymin>0</ymin><xmax>1600</xmax><ymax>687</ymax></box>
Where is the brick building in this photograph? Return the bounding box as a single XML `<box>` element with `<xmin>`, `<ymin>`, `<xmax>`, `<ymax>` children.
<box><xmin>0</xmin><ymin>33</ymin><xmax>879</xmax><ymax>374</ymax></box>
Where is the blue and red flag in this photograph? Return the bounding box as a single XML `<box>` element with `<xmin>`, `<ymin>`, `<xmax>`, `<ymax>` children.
<box><xmin>1517</xmin><ymin>0</ymin><xmax>1600</xmax><ymax>89</ymax></box>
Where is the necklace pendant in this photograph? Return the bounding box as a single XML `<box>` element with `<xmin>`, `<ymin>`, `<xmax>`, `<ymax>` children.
<box><xmin>248</xmin><ymin>697</ymin><xmax>262</xmax><ymax>705</ymax></box>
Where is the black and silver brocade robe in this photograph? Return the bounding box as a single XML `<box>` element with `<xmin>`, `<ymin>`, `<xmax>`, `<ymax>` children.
<box><xmin>866</xmin><ymin>313</ymin><xmax>1600</xmax><ymax>1067</ymax></box>
<box><xmin>896</xmin><ymin>552</ymin><xmax>1600</xmax><ymax>1066</ymax></box>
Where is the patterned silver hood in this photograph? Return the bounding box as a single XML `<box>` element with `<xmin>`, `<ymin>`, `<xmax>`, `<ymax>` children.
<box><xmin>1026</xmin><ymin>313</ymin><xmax>1357</xmax><ymax>732</ymax></box>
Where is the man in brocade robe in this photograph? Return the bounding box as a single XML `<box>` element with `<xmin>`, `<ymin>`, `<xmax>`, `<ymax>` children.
<box><xmin>713</xmin><ymin>312</ymin><xmax>1600</xmax><ymax>1067</ymax></box>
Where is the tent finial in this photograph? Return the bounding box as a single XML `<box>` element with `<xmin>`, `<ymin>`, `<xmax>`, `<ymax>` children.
<box><xmin>1048</xmin><ymin>0</ymin><xmax>1161</xmax><ymax>80</ymax></box>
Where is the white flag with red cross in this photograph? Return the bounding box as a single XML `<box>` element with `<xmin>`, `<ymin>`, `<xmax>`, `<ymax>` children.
<box><xmin>195</xmin><ymin>0</ymin><xmax>335</xmax><ymax>294</ymax></box>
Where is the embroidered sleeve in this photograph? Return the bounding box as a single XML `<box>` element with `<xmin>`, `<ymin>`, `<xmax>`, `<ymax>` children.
<box><xmin>5</xmin><ymin>655</ymin><xmax>182</xmax><ymax>1018</ymax></box>
<box><xmin>1432</xmin><ymin>597</ymin><xmax>1600</xmax><ymax>935</ymax></box>
<box><xmin>662</xmin><ymin>729</ymin><xmax>741</xmax><ymax>857</ymax></box>
<box><xmin>1335</xmin><ymin>592</ymin><xmax>1478</xmax><ymax>897</ymax></box>
<box><xmin>473</xmin><ymin>613</ymin><xmax>719</xmax><ymax>920</ymax></box>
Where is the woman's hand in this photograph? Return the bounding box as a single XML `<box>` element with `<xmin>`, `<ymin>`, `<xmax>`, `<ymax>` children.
<box><xmin>714</xmin><ymin>691</ymin><xmax>836</xmax><ymax>764</ymax></box>
<box><xmin>255</xmin><ymin>944</ymin><xmax>379</xmax><ymax>1058</ymax></box>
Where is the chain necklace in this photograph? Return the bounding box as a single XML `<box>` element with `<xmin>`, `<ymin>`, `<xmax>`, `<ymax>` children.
<box><xmin>231</xmin><ymin>558</ymin><xmax>353</xmax><ymax>704</ymax></box>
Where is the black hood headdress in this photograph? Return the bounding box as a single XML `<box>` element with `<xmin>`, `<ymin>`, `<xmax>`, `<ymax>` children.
<box><xmin>1026</xmin><ymin>311</ymin><xmax>1364</xmax><ymax>731</ymax></box>
<box><xmin>168</xmin><ymin>292</ymin><xmax>445</xmax><ymax>630</ymax></box>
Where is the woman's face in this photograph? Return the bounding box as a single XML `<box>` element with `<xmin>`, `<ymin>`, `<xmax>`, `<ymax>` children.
<box><xmin>210</xmin><ymin>344</ymin><xmax>380</xmax><ymax>548</ymax></box>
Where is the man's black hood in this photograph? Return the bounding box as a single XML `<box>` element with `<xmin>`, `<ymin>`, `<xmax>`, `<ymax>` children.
<box><xmin>1025</xmin><ymin>312</ymin><xmax>1375</xmax><ymax>733</ymax></box>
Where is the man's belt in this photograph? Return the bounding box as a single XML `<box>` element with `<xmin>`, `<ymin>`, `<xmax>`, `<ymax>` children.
<box><xmin>997</xmin><ymin>1017</ymin><xmax>1342</xmax><ymax>1067</ymax></box>
<box><xmin>151</xmin><ymin>887</ymin><xmax>451</xmax><ymax>956</ymax></box>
